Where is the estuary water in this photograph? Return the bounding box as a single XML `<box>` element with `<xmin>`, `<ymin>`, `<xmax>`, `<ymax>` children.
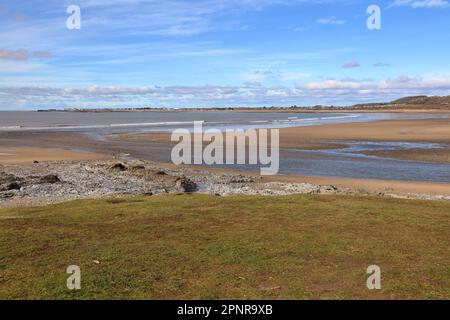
<box><xmin>0</xmin><ymin>111</ymin><xmax>391</xmax><ymax>132</ymax></box>
<box><xmin>1</xmin><ymin>111</ymin><xmax>450</xmax><ymax>183</ymax></box>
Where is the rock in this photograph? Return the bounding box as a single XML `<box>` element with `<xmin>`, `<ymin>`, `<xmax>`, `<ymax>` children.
<box><xmin>318</xmin><ymin>185</ymin><xmax>338</xmax><ymax>194</ymax></box>
<box><xmin>33</xmin><ymin>160</ymin><xmax>39</xmax><ymax>164</ymax></box>
<box><xmin>83</xmin><ymin>165</ymin><xmax>95</xmax><ymax>172</ymax></box>
<box><xmin>229</xmin><ymin>175</ymin><xmax>255</xmax><ymax>183</ymax></box>
<box><xmin>129</xmin><ymin>165</ymin><xmax>145</xmax><ymax>171</ymax></box>
<box><xmin>175</xmin><ymin>177</ymin><xmax>198</xmax><ymax>193</ymax></box>
<box><xmin>0</xmin><ymin>172</ymin><xmax>20</xmax><ymax>184</ymax></box>
<box><xmin>40</xmin><ymin>175</ymin><xmax>60</xmax><ymax>184</ymax></box>
<box><xmin>156</xmin><ymin>170</ymin><xmax>167</xmax><ymax>176</ymax></box>
<box><xmin>110</xmin><ymin>163</ymin><xmax>127</xmax><ymax>172</ymax></box>
<box><xmin>0</xmin><ymin>172</ymin><xmax>23</xmax><ymax>192</ymax></box>
<box><xmin>0</xmin><ymin>192</ymin><xmax>14</xmax><ymax>199</ymax></box>
<box><xmin>6</xmin><ymin>182</ymin><xmax>21</xmax><ymax>190</ymax></box>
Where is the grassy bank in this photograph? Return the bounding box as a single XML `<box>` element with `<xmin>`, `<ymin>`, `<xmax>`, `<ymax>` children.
<box><xmin>0</xmin><ymin>194</ymin><xmax>449</xmax><ymax>299</ymax></box>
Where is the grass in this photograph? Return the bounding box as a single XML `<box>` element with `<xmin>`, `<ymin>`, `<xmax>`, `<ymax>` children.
<box><xmin>0</xmin><ymin>194</ymin><xmax>449</xmax><ymax>300</ymax></box>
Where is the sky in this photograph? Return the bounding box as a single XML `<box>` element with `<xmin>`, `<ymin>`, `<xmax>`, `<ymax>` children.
<box><xmin>0</xmin><ymin>0</ymin><xmax>449</xmax><ymax>109</ymax></box>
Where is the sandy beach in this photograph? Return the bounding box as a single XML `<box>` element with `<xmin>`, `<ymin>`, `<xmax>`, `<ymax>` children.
<box><xmin>1</xmin><ymin>114</ymin><xmax>450</xmax><ymax>202</ymax></box>
<box><xmin>0</xmin><ymin>147</ymin><xmax>108</xmax><ymax>164</ymax></box>
<box><xmin>111</xmin><ymin>117</ymin><xmax>450</xmax><ymax>163</ymax></box>
<box><xmin>105</xmin><ymin>115</ymin><xmax>450</xmax><ymax>197</ymax></box>
<box><xmin>281</xmin><ymin>118</ymin><xmax>450</xmax><ymax>143</ymax></box>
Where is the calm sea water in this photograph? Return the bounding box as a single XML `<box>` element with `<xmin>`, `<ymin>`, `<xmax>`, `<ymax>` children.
<box><xmin>0</xmin><ymin>111</ymin><xmax>393</xmax><ymax>131</ymax></box>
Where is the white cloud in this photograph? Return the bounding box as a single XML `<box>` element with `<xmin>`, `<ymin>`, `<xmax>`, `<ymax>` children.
<box><xmin>391</xmin><ymin>0</ymin><xmax>450</xmax><ymax>8</ymax></box>
<box><xmin>304</xmin><ymin>76</ymin><xmax>450</xmax><ymax>92</ymax></box>
<box><xmin>0</xmin><ymin>48</ymin><xmax>52</xmax><ymax>61</ymax></box>
<box><xmin>2</xmin><ymin>75</ymin><xmax>450</xmax><ymax>109</ymax></box>
<box><xmin>342</xmin><ymin>60</ymin><xmax>360</xmax><ymax>68</ymax></box>
<box><xmin>317</xmin><ymin>17</ymin><xmax>346</xmax><ymax>25</ymax></box>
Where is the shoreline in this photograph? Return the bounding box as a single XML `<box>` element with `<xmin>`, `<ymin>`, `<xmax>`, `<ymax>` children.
<box><xmin>111</xmin><ymin>117</ymin><xmax>450</xmax><ymax>164</ymax></box>
<box><xmin>0</xmin><ymin>147</ymin><xmax>108</xmax><ymax>164</ymax></box>
<box><xmin>1</xmin><ymin>158</ymin><xmax>450</xmax><ymax>209</ymax></box>
<box><xmin>2</xmin><ymin>114</ymin><xmax>450</xmax><ymax>207</ymax></box>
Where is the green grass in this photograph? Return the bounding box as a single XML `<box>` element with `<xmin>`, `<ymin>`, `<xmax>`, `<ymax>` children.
<box><xmin>0</xmin><ymin>194</ymin><xmax>449</xmax><ymax>300</ymax></box>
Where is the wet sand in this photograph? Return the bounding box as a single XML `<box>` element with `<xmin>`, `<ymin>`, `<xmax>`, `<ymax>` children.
<box><xmin>0</xmin><ymin>147</ymin><xmax>109</xmax><ymax>164</ymax></box>
<box><xmin>114</xmin><ymin>118</ymin><xmax>450</xmax><ymax>143</ymax></box>
<box><xmin>2</xmin><ymin>116</ymin><xmax>450</xmax><ymax>198</ymax></box>
<box><xmin>280</xmin><ymin>118</ymin><xmax>450</xmax><ymax>143</ymax></box>
<box><xmin>105</xmin><ymin>117</ymin><xmax>450</xmax><ymax>196</ymax></box>
<box><xmin>110</xmin><ymin>131</ymin><xmax>348</xmax><ymax>150</ymax></box>
<box><xmin>112</xmin><ymin>118</ymin><xmax>450</xmax><ymax>163</ymax></box>
<box><xmin>361</xmin><ymin>148</ymin><xmax>450</xmax><ymax>164</ymax></box>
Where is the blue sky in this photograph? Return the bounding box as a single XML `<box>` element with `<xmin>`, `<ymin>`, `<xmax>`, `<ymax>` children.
<box><xmin>0</xmin><ymin>0</ymin><xmax>449</xmax><ymax>109</ymax></box>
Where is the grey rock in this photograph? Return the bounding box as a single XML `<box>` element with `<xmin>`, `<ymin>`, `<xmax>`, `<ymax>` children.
<box><xmin>110</xmin><ymin>163</ymin><xmax>127</xmax><ymax>172</ymax></box>
<box><xmin>40</xmin><ymin>175</ymin><xmax>60</xmax><ymax>184</ymax></box>
<box><xmin>175</xmin><ymin>177</ymin><xmax>198</xmax><ymax>193</ymax></box>
<box><xmin>6</xmin><ymin>182</ymin><xmax>21</xmax><ymax>190</ymax></box>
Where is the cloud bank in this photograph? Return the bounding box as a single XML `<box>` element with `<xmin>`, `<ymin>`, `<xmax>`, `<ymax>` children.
<box><xmin>391</xmin><ymin>0</ymin><xmax>450</xmax><ymax>8</ymax></box>
<box><xmin>2</xmin><ymin>75</ymin><xmax>450</xmax><ymax>109</ymax></box>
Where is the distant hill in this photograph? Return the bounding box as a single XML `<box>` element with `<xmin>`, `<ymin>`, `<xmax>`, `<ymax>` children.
<box><xmin>391</xmin><ymin>95</ymin><xmax>450</xmax><ymax>106</ymax></box>
<box><xmin>352</xmin><ymin>95</ymin><xmax>450</xmax><ymax>110</ymax></box>
<box><xmin>386</xmin><ymin>95</ymin><xmax>450</xmax><ymax>110</ymax></box>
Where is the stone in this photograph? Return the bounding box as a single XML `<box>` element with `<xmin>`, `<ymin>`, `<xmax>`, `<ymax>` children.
<box><xmin>6</xmin><ymin>182</ymin><xmax>21</xmax><ymax>190</ymax></box>
<box><xmin>0</xmin><ymin>192</ymin><xmax>14</xmax><ymax>199</ymax></box>
<box><xmin>40</xmin><ymin>175</ymin><xmax>61</xmax><ymax>184</ymax></box>
<box><xmin>110</xmin><ymin>163</ymin><xmax>127</xmax><ymax>172</ymax></box>
<box><xmin>175</xmin><ymin>177</ymin><xmax>198</xmax><ymax>193</ymax></box>
<box><xmin>229</xmin><ymin>175</ymin><xmax>255</xmax><ymax>183</ymax></box>
<box><xmin>129</xmin><ymin>165</ymin><xmax>145</xmax><ymax>171</ymax></box>
<box><xmin>0</xmin><ymin>172</ymin><xmax>20</xmax><ymax>184</ymax></box>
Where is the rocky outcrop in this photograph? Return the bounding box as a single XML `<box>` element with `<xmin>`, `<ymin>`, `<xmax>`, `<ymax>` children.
<box><xmin>175</xmin><ymin>177</ymin><xmax>198</xmax><ymax>193</ymax></box>
<box><xmin>1</xmin><ymin>159</ymin><xmax>448</xmax><ymax>208</ymax></box>
<box><xmin>40</xmin><ymin>175</ymin><xmax>60</xmax><ymax>184</ymax></box>
<box><xmin>0</xmin><ymin>172</ymin><xmax>23</xmax><ymax>192</ymax></box>
<box><xmin>110</xmin><ymin>163</ymin><xmax>127</xmax><ymax>172</ymax></box>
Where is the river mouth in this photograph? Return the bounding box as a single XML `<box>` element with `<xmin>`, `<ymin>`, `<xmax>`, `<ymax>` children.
<box><xmin>132</xmin><ymin>140</ymin><xmax>450</xmax><ymax>183</ymax></box>
<box><xmin>172</xmin><ymin>140</ymin><xmax>450</xmax><ymax>183</ymax></box>
<box><xmin>300</xmin><ymin>141</ymin><xmax>449</xmax><ymax>159</ymax></box>
<box><xmin>2</xmin><ymin>111</ymin><xmax>450</xmax><ymax>183</ymax></box>
<box><xmin>275</xmin><ymin>141</ymin><xmax>450</xmax><ymax>183</ymax></box>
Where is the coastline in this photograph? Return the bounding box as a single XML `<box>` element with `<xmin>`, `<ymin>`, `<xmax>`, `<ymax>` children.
<box><xmin>2</xmin><ymin>158</ymin><xmax>450</xmax><ymax>210</ymax></box>
<box><xmin>111</xmin><ymin>117</ymin><xmax>450</xmax><ymax>163</ymax></box>
<box><xmin>2</xmin><ymin>114</ymin><xmax>450</xmax><ymax>207</ymax></box>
